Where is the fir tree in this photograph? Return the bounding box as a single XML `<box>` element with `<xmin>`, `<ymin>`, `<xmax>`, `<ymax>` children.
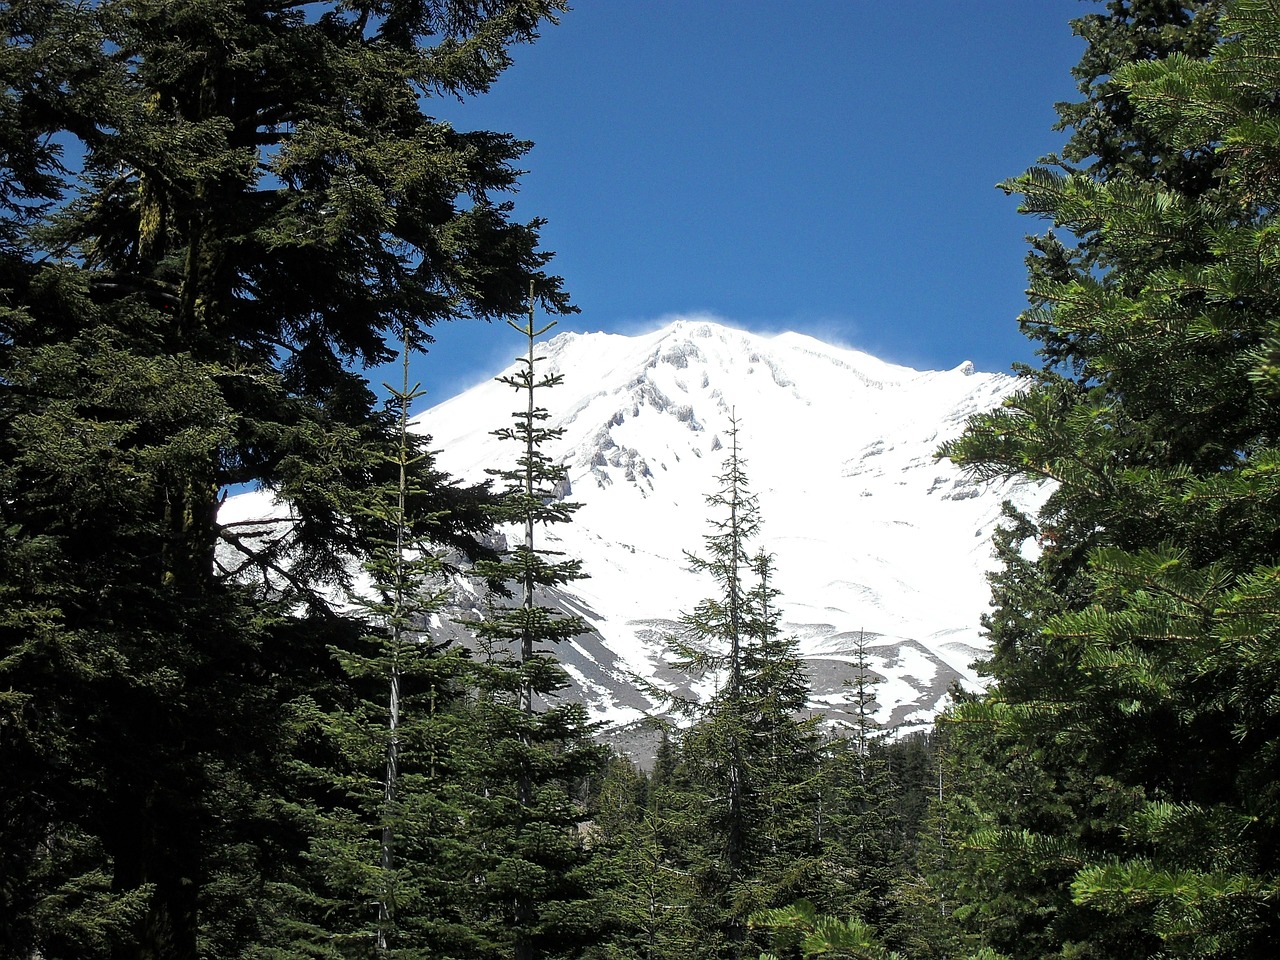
<box><xmin>666</xmin><ymin>415</ymin><xmax>758</xmax><ymax>897</ymax></box>
<box><xmin>819</xmin><ymin>633</ymin><xmax>903</xmax><ymax>941</ymax></box>
<box><xmin>0</xmin><ymin>3</ymin><xmax>572</xmax><ymax>957</ymax></box>
<box><xmin>267</xmin><ymin>330</ymin><xmax>487</xmax><ymax>959</ymax></box>
<box><xmin>654</xmin><ymin>416</ymin><xmax>826</xmax><ymax>959</ymax></box>
<box><xmin>939</xmin><ymin>1</ymin><xmax>1280</xmax><ymax>956</ymax></box>
<box><xmin>588</xmin><ymin>755</ymin><xmax>701</xmax><ymax>960</ymax></box>
<box><xmin>464</xmin><ymin>288</ymin><xmax>601</xmax><ymax>960</ymax></box>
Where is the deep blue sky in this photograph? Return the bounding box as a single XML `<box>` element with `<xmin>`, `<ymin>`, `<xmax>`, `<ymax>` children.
<box><xmin>403</xmin><ymin>1</ymin><xmax>1089</xmax><ymax>406</ymax></box>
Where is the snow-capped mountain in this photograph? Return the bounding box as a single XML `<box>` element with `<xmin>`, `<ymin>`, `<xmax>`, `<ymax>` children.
<box><xmin>410</xmin><ymin>319</ymin><xmax>1045</xmax><ymax>743</ymax></box>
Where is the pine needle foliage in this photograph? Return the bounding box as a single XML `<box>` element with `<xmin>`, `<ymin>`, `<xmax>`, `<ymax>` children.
<box><xmin>464</xmin><ymin>288</ymin><xmax>601</xmax><ymax>960</ymax></box>
<box><xmin>818</xmin><ymin>633</ymin><xmax>907</xmax><ymax>943</ymax></box>
<box><xmin>271</xmin><ymin>330</ymin><xmax>485</xmax><ymax>959</ymax></box>
<box><xmin>649</xmin><ymin>416</ymin><xmax>827</xmax><ymax>959</ymax></box>
<box><xmin>749</xmin><ymin>899</ymin><xmax>903</xmax><ymax>960</ymax></box>
<box><xmin>937</xmin><ymin>2</ymin><xmax>1280</xmax><ymax>956</ymax></box>
<box><xmin>0</xmin><ymin>2</ymin><xmax>572</xmax><ymax>957</ymax></box>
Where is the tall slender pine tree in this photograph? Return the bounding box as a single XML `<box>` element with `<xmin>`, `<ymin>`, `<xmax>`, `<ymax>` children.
<box><xmin>464</xmin><ymin>287</ymin><xmax>601</xmax><ymax>960</ymax></box>
<box><xmin>651</xmin><ymin>416</ymin><xmax>825</xmax><ymax>959</ymax></box>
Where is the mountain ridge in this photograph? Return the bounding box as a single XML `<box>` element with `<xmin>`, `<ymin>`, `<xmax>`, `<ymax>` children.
<box><xmin>409</xmin><ymin>319</ymin><xmax>1047</xmax><ymax>738</ymax></box>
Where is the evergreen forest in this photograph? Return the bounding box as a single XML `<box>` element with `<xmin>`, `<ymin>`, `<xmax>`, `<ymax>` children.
<box><xmin>2</xmin><ymin>1</ymin><xmax>1279</xmax><ymax>958</ymax></box>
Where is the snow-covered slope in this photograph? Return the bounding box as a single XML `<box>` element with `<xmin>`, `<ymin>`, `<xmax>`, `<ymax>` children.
<box><xmin>411</xmin><ymin>319</ymin><xmax>1045</xmax><ymax>737</ymax></box>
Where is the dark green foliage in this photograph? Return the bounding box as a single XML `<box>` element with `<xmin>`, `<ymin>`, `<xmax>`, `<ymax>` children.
<box><xmin>0</xmin><ymin>3</ymin><xmax>571</xmax><ymax>958</ymax></box>
<box><xmin>0</xmin><ymin>267</ymin><xmax>294</xmax><ymax>960</ymax></box>
<box><xmin>938</xmin><ymin>1</ymin><xmax>1280</xmax><ymax>956</ymax></box>
<box><xmin>463</xmin><ymin>297</ymin><xmax>602</xmax><ymax>960</ymax></box>
<box><xmin>587</xmin><ymin>752</ymin><xmax>703</xmax><ymax>960</ymax></box>
<box><xmin>818</xmin><ymin>636</ymin><xmax>905</xmax><ymax>942</ymax></box>
<box><xmin>1053</xmin><ymin>0</ymin><xmax>1224</xmax><ymax>193</ymax></box>
<box><xmin>263</xmin><ymin>337</ymin><xmax>494</xmax><ymax>959</ymax></box>
<box><xmin>635</xmin><ymin>418</ymin><xmax>828</xmax><ymax>959</ymax></box>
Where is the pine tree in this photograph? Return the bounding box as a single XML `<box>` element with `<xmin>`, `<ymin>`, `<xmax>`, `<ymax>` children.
<box><xmin>1053</xmin><ymin>1</ymin><xmax>1224</xmax><ymax>191</ymax></box>
<box><xmin>653</xmin><ymin>416</ymin><xmax>826</xmax><ymax>959</ymax></box>
<box><xmin>939</xmin><ymin>1</ymin><xmax>1280</xmax><ymax>956</ymax></box>
<box><xmin>667</xmin><ymin>414</ymin><xmax>757</xmax><ymax>906</ymax></box>
<box><xmin>874</xmin><ymin>730</ymin><xmax>958</xmax><ymax>960</ymax></box>
<box><xmin>265</xmin><ymin>329</ymin><xmax>490</xmax><ymax>959</ymax></box>
<box><xmin>819</xmin><ymin>633</ymin><xmax>903</xmax><ymax>941</ymax></box>
<box><xmin>0</xmin><ymin>3</ymin><xmax>572</xmax><ymax>957</ymax></box>
<box><xmin>738</xmin><ymin>550</ymin><xmax>827</xmax><ymax>926</ymax></box>
<box><xmin>587</xmin><ymin>754</ymin><xmax>702</xmax><ymax>960</ymax></box>
<box><xmin>463</xmin><ymin>288</ymin><xmax>602</xmax><ymax>960</ymax></box>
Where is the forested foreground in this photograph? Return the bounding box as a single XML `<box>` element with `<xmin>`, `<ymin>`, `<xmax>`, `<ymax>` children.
<box><xmin>3</xmin><ymin>1</ymin><xmax>1280</xmax><ymax>958</ymax></box>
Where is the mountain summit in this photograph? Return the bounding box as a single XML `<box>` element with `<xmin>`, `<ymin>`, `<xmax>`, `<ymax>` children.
<box><xmin>413</xmin><ymin>319</ymin><xmax>1044</xmax><ymax>738</ymax></box>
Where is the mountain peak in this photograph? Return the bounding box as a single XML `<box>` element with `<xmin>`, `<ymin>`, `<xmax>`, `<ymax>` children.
<box><xmin>412</xmin><ymin>321</ymin><xmax>1046</xmax><ymax>735</ymax></box>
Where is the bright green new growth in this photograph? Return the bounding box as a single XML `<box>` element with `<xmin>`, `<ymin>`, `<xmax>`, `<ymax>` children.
<box><xmin>750</xmin><ymin>899</ymin><xmax>903</xmax><ymax>960</ymax></box>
